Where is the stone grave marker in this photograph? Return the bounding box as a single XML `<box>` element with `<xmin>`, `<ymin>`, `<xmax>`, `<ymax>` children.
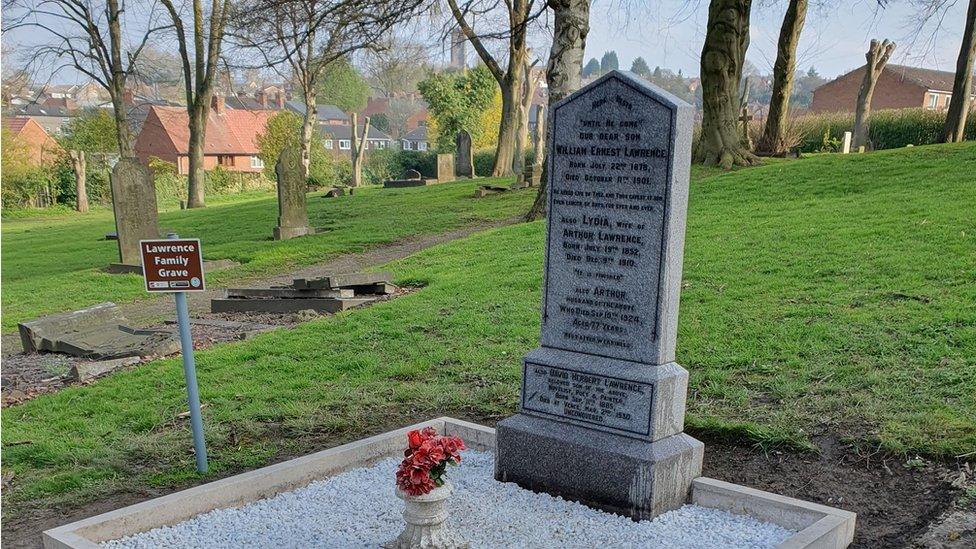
<box><xmin>455</xmin><ymin>130</ymin><xmax>474</xmax><ymax>178</ymax></box>
<box><xmin>841</xmin><ymin>131</ymin><xmax>852</xmax><ymax>154</ymax></box>
<box><xmin>109</xmin><ymin>159</ymin><xmax>160</xmax><ymax>270</ymax></box>
<box><xmin>403</xmin><ymin>169</ymin><xmax>422</xmax><ymax>180</ymax></box>
<box><xmin>495</xmin><ymin>71</ymin><xmax>702</xmax><ymax>520</ymax></box>
<box><xmin>274</xmin><ymin>145</ymin><xmax>314</xmax><ymax>240</ymax></box>
<box><xmin>436</xmin><ymin>153</ymin><xmax>455</xmax><ymax>183</ymax></box>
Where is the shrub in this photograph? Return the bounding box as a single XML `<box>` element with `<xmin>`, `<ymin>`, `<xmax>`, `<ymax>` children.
<box><xmin>792</xmin><ymin>108</ymin><xmax>976</xmax><ymax>153</ymax></box>
<box><xmin>397</xmin><ymin>150</ymin><xmax>437</xmax><ymax>178</ymax></box>
<box><xmin>473</xmin><ymin>149</ymin><xmax>495</xmax><ymax>176</ymax></box>
<box><xmin>204</xmin><ymin>165</ymin><xmax>235</xmax><ymax>194</ymax></box>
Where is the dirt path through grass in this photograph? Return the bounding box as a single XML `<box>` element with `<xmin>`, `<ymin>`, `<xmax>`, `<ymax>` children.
<box><xmin>0</xmin><ymin>215</ymin><xmax>521</xmax><ymax>387</ymax></box>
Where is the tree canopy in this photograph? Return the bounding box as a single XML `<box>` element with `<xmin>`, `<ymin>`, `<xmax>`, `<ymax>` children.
<box><xmin>417</xmin><ymin>65</ymin><xmax>497</xmax><ymax>151</ymax></box>
<box><xmin>582</xmin><ymin>58</ymin><xmax>601</xmax><ymax>78</ymax></box>
<box><xmin>600</xmin><ymin>51</ymin><xmax>619</xmax><ymax>73</ymax></box>
<box><xmin>316</xmin><ymin>58</ymin><xmax>371</xmax><ymax>113</ymax></box>
<box><xmin>631</xmin><ymin>57</ymin><xmax>650</xmax><ymax>77</ymax></box>
<box><xmin>58</xmin><ymin>109</ymin><xmax>119</xmax><ymax>153</ymax></box>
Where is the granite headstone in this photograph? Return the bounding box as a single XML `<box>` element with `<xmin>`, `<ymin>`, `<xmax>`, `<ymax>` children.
<box><xmin>108</xmin><ymin>159</ymin><xmax>160</xmax><ymax>271</ymax></box>
<box><xmin>273</xmin><ymin>145</ymin><xmax>314</xmax><ymax>240</ymax></box>
<box><xmin>495</xmin><ymin>71</ymin><xmax>702</xmax><ymax>520</ymax></box>
<box><xmin>455</xmin><ymin>130</ymin><xmax>474</xmax><ymax>178</ymax></box>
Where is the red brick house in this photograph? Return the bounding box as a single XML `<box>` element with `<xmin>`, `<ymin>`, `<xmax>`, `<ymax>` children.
<box><xmin>134</xmin><ymin>97</ymin><xmax>273</xmax><ymax>174</ymax></box>
<box><xmin>811</xmin><ymin>64</ymin><xmax>976</xmax><ymax>113</ymax></box>
<box><xmin>2</xmin><ymin>116</ymin><xmax>63</xmax><ymax>165</ymax></box>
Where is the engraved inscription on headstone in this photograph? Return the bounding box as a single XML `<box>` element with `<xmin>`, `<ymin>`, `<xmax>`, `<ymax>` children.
<box><xmin>273</xmin><ymin>145</ymin><xmax>313</xmax><ymax>241</ymax></box>
<box><xmin>496</xmin><ymin>72</ymin><xmax>700</xmax><ymax>521</ymax></box>
<box><xmin>522</xmin><ymin>363</ymin><xmax>653</xmax><ymax>436</ymax></box>
<box><xmin>540</xmin><ymin>73</ymin><xmax>689</xmax><ymax>365</ymax></box>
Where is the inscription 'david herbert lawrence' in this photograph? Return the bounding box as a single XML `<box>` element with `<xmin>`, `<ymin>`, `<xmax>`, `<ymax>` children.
<box><xmin>542</xmin><ymin>82</ymin><xmax>674</xmax><ymax>363</ymax></box>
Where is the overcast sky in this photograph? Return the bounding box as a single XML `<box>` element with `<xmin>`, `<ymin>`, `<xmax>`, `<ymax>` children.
<box><xmin>4</xmin><ymin>0</ymin><xmax>971</xmax><ymax>85</ymax></box>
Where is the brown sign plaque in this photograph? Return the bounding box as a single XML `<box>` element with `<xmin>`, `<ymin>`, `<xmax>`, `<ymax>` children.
<box><xmin>139</xmin><ymin>239</ymin><xmax>206</xmax><ymax>293</ymax></box>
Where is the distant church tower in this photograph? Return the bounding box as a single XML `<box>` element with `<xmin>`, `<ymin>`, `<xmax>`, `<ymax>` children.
<box><xmin>450</xmin><ymin>29</ymin><xmax>467</xmax><ymax>69</ymax></box>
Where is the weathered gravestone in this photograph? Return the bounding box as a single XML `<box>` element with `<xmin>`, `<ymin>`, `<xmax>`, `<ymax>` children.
<box><xmin>108</xmin><ymin>159</ymin><xmax>159</xmax><ymax>270</ymax></box>
<box><xmin>495</xmin><ymin>71</ymin><xmax>702</xmax><ymax>520</ymax></box>
<box><xmin>455</xmin><ymin>130</ymin><xmax>474</xmax><ymax>178</ymax></box>
<box><xmin>273</xmin><ymin>145</ymin><xmax>314</xmax><ymax>240</ymax></box>
<box><xmin>403</xmin><ymin>169</ymin><xmax>422</xmax><ymax>180</ymax></box>
<box><xmin>436</xmin><ymin>153</ymin><xmax>455</xmax><ymax>183</ymax></box>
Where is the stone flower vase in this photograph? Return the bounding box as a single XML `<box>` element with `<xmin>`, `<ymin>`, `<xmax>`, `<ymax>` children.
<box><xmin>386</xmin><ymin>480</ymin><xmax>469</xmax><ymax>549</ymax></box>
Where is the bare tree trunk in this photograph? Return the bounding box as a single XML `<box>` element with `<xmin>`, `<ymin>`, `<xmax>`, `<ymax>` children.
<box><xmin>853</xmin><ymin>39</ymin><xmax>896</xmax><ymax>151</ymax></box>
<box><xmin>496</xmin><ymin>79</ymin><xmax>520</xmax><ymax>177</ymax></box>
<box><xmin>696</xmin><ymin>0</ymin><xmax>759</xmax><ymax>169</ymax></box>
<box><xmin>301</xmin><ymin>88</ymin><xmax>317</xmax><ymax>178</ymax></box>
<box><xmin>70</xmin><ymin>150</ymin><xmax>89</xmax><ymax>213</ymax></box>
<box><xmin>446</xmin><ymin>0</ymin><xmax>529</xmax><ymax>178</ymax></box>
<box><xmin>533</xmin><ymin>105</ymin><xmax>546</xmax><ymax>168</ymax></box>
<box><xmin>187</xmin><ymin>102</ymin><xmax>210</xmax><ymax>208</ymax></box>
<box><xmin>351</xmin><ymin>113</ymin><xmax>370</xmax><ymax>187</ymax></box>
<box><xmin>526</xmin><ymin>0</ymin><xmax>589</xmax><ymax>221</ymax></box>
<box><xmin>942</xmin><ymin>0</ymin><xmax>976</xmax><ymax>143</ymax></box>
<box><xmin>515</xmin><ymin>61</ymin><xmax>541</xmax><ymax>185</ymax></box>
<box><xmin>757</xmin><ymin>0</ymin><xmax>807</xmax><ymax>155</ymax></box>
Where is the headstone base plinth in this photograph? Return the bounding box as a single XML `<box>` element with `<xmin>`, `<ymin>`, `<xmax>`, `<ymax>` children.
<box><xmin>273</xmin><ymin>226</ymin><xmax>314</xmax><ymax>241</ymax></box>
<box><xmin>495</xmin><ymin>414</ymin><xmax>703</xmax><ymax>521</ymax></box>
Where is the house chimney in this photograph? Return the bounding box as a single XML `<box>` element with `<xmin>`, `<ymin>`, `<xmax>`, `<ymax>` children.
<box><xmin>256</xmin><ymin>90</ymin><xmax>268</xmax><ymax>109</ymax></box>
<box><xmin>212</xmin><ymin>94</ymin><xmax>225</xmax><ymax>114</ymax></box>
<box><xmin>275</xmin><ymin>91</ymin><xmax>285</xmax><ymax>109</ymax></box>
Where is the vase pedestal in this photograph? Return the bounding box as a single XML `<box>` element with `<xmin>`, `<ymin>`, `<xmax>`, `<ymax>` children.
<box><xmin>385</xmin><ymin>480</ymin><xmax>469</xmax><ymax>549</ymax></box>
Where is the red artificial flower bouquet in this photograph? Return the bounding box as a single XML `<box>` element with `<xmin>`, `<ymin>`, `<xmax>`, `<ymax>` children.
<box><xmin>395</xmin><ymin>427</ymin><xmax>466</xmax><ymax>496</ymax></box>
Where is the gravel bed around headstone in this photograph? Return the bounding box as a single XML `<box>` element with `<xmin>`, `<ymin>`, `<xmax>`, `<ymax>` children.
<box><xmin>103</xmin><ymin>451</ymin><xmax>795</xmax><ymax>549</ymax></box>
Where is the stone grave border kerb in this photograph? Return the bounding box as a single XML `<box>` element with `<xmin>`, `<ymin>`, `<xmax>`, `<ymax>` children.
<box><xmin>42</xmin><ymin>418</ymin><xmax>856</xmax><ymax>549</ymax></box>
<box><xmin>540</xmin><ymin>70</ymin><xmax>680</xmax><ymax>364</ymax></box>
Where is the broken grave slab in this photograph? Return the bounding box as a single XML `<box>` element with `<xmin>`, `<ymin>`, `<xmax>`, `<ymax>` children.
<box><xmin>18</xmin><ymin>302</ymin><xmax>180</xmax><ymax>359</ymax></box>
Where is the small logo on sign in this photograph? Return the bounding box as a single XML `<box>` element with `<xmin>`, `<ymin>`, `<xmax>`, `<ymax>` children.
<box><xmin>149</xmin><ymin>281</ymin><xmax>169</xmax><ymax>289</ymax></box>
<box><xmin>190</xmin><ymin>277</ymin><xmax>201</xmax><ymax>288</ymax></box>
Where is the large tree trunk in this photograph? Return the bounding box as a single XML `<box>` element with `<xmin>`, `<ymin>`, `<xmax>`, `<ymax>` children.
<box><xmin>526</xmin><ymin>0</ymin><xmax>589</xmax><ymax>221</ymax></box>
<box><xmin>696</xmin><ymin>0</ymin><xmax>759</xmax><ymax>168</ymax></box>
<box><xmin>853</xmin><ymin>39</ymin><xmax>896</xmax><ymax>151</ymax></box>
<box><xmin>942</xmin><ymin>0</ymin><xmax>976</xmax><ymax>143</ymax></box>
<box><xmin>70</xmin><ymin>150</ymin><xmax>89</xmax><ymax>213</ymax></box>
<box><xmin>756</xmin><ymin>0</ymin><xmax>807</xmax><ymax>155</ymax></box>
<box><xmin>186</xmin><ymin>102</ymin><xmax>210</xmax><ymax>208</ymax></box>
<box><xmin>494</xmin><ymin>79</ymin><xmax>519</xmax><ymax>177</ymax></box>
<box><xmin>301</xmin><ymin>88</ymin><xmax>317</xmax><ymax>178</ymax></box>
<box><xmin>350</xmin><ymin>113</ymin><xmax>370</xmax><ymax>187</ymax></box>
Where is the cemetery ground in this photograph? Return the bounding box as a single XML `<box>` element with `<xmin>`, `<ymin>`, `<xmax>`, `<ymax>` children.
<box><xmin>2</xmin><ymin>143</ymin><xmax>975</xmax><ymax>547</ymax></box>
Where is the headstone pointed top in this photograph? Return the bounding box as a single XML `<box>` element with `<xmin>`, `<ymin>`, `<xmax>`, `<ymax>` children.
<box><xmin>553</xmin><ymin>70</ymin><xmax>693</xmax><ymax>113</ymax></box>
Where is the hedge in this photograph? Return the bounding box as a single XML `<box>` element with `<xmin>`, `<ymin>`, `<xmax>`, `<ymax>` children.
<box><xmin>793</xmin><ymin>108</ymin><xmax>976</xmax><ymax>153</ymax></box>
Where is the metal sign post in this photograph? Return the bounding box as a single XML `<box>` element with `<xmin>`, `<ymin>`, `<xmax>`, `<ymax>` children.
<box><xmin>140</xmin><ymin>233</ymin><xmax>208</xmax><ymax>473</ymax></box>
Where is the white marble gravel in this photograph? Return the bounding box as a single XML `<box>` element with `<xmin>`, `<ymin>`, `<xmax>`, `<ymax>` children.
<box><xmin>104</xmin><ymin>451</ymin><xmax>795</xmax><ymax>549</ymax></box>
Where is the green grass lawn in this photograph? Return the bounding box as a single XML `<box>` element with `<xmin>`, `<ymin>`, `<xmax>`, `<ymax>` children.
<box><xmin>2</xmin><ymin>143</ymin><xmax>974</xmax><ymax>513</ymax></box>
<box><xmin>0</xmin><ymin>179</ymin><xmax>533</xmax><ymax>330</ymax></box>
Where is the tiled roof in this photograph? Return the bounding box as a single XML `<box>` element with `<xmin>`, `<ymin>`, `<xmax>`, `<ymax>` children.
<box><xmin>402</xmin><ymin>126</ymin><xmax>427</xmax><ymax>141</ymax></box>
<box><xmin>146</xmin><ymin>106</ymin><xmax>273</xmax><ymax>155</ymax></box>
<box><xmin>2</xmin><ymin>116</ymin><xmax>30</xmax><ymax>134</ymax></box>
<box><xmin>286</xmin><ymin>101</ymin><xmax>349</xmax><ymax>121</ymax></box>
<box><xmin>319</xmin><ymin>123</ymin><xmax>391</xmax><ymax>141</ymax></box>
<box><xmin>885</xmin><ymin>64</ymin><xmax>972</xmax><ymax>92</ymax></box>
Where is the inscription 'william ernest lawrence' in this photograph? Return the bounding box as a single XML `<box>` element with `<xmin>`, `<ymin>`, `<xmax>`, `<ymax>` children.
<box><xmin>541</xmin><ymin>72</ymin><xmax>688</xmax><ymax>366</ymax></box>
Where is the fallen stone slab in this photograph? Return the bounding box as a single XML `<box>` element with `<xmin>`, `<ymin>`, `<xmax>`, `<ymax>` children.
<box><xmin>383</xmin><ymin>179</ymin><xmax>437</xmax><ymax>188</ymax></box>
<box><xmin>474</xmin><ymin>185</ymin><xmax>512</xmax><ymax>198</ymax></box>
<box><xmin>211</xmin><ymin>297</ymin><xmax>377</xmax><ymax>314</ymax></box>
<box><xmin>18</xmin><ymin>302</ymin><xmax>180</xmax><ymax>359</ymax></box>
<box><xmin>68</xmin><ymin>357</ymin><xmax>140</xmax><ymax>382</ymax></box>
<box><xmin>323</xmin><ymin>187</ymin><xmax>345</xmax><ymax>198</ymax></box>
<box><xmin>226</xmin><ymin>288</ymin><xmax>354</xmax><ymax>299</ymax></box>
<box><xmin>344</xmin><ymin>283</ymin><xmax>396</xmax><ymax>295</ymax></box>
<box><xmin>292</xmin><ymin>272</ymin><xmax>392</xmax><ymax>290</ymax></box>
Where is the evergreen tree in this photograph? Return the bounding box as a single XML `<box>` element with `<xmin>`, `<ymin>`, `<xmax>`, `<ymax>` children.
<box><xmin>600</xmin><ymin>51</ymin><xmax>619</xmax><ymax>72</ymax></box>
<box><xmin>630</xmin><ymin>57</ymin><xmax>651</xmax><ymax>77</ymax></box>
<box><xmin>582</xmin><ymin>58</ymin><xmax>601</xmax><ymax>78</ymax></box>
